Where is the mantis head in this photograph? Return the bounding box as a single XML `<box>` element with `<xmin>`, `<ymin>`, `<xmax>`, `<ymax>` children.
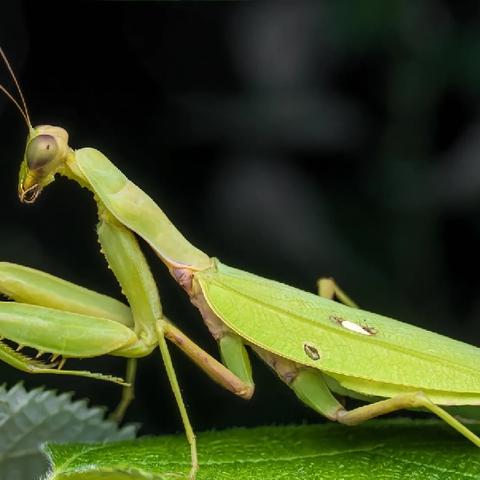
<box><xmin>0</xmin><ymin>48</ymin><xmax>72</xmax><ymax>203</ymax></box>
<box><xmin>18</xmin><ymin>125</ymin><xmax>71</xmax><ymax>203</ymax></box>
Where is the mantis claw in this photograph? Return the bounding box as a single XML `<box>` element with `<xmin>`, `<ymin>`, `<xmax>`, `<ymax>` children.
<box><xmin>0</xmin><ymin>337</ymin><xmax>58</xmax><ymax>370</ymax></box>
<box><xmin>0</xmin><ymin>337</ymin><xmax>128</xmax><ymax>385</ymax></box>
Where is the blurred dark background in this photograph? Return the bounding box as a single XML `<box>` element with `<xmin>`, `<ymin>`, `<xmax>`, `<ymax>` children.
<box><xmin>1</xmin><ymin>1</ymin><xmax>480</xmax><ymax>436</ymax></box>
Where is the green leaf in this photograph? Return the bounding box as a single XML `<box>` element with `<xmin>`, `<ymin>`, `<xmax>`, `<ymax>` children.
<box><xmin>46</xmin><ymin>419</ymin><xmax>480</xmax><ymax>479</ymax></box>
<box><xmin>0</xmin><ymin>383</ymin><xmax>136</xmax><ymax>480</ymax></box>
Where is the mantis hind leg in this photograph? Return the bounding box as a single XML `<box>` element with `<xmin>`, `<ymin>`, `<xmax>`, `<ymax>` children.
<box><xmin>336</xmin><ymin>391</ymin><xmax>480</xmax><ymax>447</ymax></box>
<box><xmin>278</xmin><ymin>365</ymin><xmax>480</xmax><ymax>448</ymax></box>
<box><xmin>314</xmin><ymin>279</ymin><xmax>480</xmax><ymax>445</ymax></box>
<box><xmin>317</xmin><ymin>277</ymin><xmax>358</xmax><ymax>308</ymax></box>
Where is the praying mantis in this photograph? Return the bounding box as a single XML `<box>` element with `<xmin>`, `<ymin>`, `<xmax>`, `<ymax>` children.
<box><xmin>2</xmin><ymin>47</ymin><xmax>480</xmax><ymax>479</ymax></box>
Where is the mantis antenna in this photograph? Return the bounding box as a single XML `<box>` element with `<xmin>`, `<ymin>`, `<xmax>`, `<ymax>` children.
<box><xmin>0</xmin><ymin>46</ymin><xmax>32</xmax><ymax>130</ymax></box>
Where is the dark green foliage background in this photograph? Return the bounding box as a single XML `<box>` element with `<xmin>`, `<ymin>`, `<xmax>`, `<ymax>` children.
<box><xmin>1</xmin><ymin>0</ymin><xmax>480</xmax><ymax>440</ymax></box>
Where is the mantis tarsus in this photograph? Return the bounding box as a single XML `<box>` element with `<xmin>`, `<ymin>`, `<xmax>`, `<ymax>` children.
<box><xmin>2</xmin><ymin>47</ymin><xmax>480</xmax><ymax>479</ymax></box>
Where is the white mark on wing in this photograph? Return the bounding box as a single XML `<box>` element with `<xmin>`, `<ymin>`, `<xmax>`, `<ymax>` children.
<box><xmin>329</xmin><ymin>315</ymin><xmax>377</xmax><ymax>336</ymax></box>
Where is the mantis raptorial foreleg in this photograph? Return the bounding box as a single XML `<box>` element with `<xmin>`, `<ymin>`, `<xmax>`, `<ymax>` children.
<box><xmin>96</xmin><ymin>205</ymin><xmax>200</xmax><ymax>476</ymax></box>
<box><xmin>96</xmin><ymin>206</ymin><xmax>254</xmax><ymax>478</ymax></box>
<box><xmin>0</xmin><ymin>262</ymin><xmax>133</xmax><ymax>325</ymax></box>
<box><xmin>0</xmin><ymin>260</ymin><xmax>251</xmax><ymax>400</ymax></box>
<box><xmin>0</xmin><ymin>263</ymin><xmax>135</xmax><ymax>384</ymax></box>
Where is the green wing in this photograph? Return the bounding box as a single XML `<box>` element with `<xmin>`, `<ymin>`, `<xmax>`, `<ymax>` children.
<box><xmin>197</xmin><ymin>261</ymin><xmax>480</xmax><ymax>396</ymax></box>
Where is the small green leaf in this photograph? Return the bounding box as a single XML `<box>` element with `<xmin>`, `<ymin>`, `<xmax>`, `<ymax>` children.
<box><xmin>0</xmin><ymin>383</ymin><xmax>136</xmax><ymax>480</ymax></box>
<box><xmin>46</xmin><ymin>420</ymin><xmax>480</xmax><ymax>479</ymax></box>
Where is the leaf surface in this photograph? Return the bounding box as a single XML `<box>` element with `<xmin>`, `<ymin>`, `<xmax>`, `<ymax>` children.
<box><xmin>46</xmin><ymin>420</ymin><xmax>480</xmax><ymax>479</ymax></box>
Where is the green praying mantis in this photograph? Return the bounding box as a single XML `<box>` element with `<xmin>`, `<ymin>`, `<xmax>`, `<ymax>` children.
<box><xmin>2</xmin><ymin>47</ymin><xmax>480</xmax><ymax>479</ymax></box>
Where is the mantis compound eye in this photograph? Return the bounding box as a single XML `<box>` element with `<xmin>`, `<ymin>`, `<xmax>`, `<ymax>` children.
<box><xmin>26</xmin><ymin>134</ymin><xmax>59</xmax><ymax>170</ymax></box>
